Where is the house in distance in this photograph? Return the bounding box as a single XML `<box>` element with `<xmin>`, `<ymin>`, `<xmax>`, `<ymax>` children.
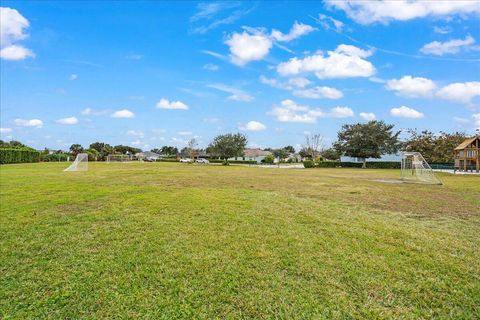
<box><xmin>454</xmin><ymin>136</ymin><xmax>480</xmax><ymax>172</ymax></box>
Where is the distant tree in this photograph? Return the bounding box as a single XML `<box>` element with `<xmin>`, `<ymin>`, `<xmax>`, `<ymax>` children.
<box><xmin>114</xmin><ymin>145</ymin><xmax>141</xmax><ymax>155</ymax></box>
<box><xmin>89</xmin><ymin>142</ymin><xmax>114</xmax><ymax>161</ymax></box>
<box><xmin>263</xmin><ymin>154</ymin><xmax>275</xmax><ymax>164</ymax></box>
<box><xmin>207</xmin><ymin>133</ymin><xmax>247</xmax><ymax>164</ymax></box>
<box><xmin>334</xmin><ymin>121</ymin><xmax>401</xmax><ymax>168</ymax></box>
<box><xmin>272</xmin><ymin>148</ymin><xmax>289</xmax><ymax>167</ymax></box>
<box><xmin>69</xmin><ymin>144</ymin><xmax>84</xmax><ymax>157</ymax></box>
<box><xmin>161</xmin><ymin>146</ymin><xmax>178</xmax><ymax>156</ymax></box>
<box><xmin>302</xmin><ymin>134</ymin><xmax>323</xmax><ymax>160</ymax></box>
<box><xmin>321</xmin><ymin>148</ymin><xmax>341</xmax><ymax>160</ymax></box>
<box><xmin>187</xmin><ymin>138</ymin><xmax>199</xmax><ymax>160</ymax></box>
<box><xmin>403</xmin><ymin>130</ymin><xmax>466</xmax><ymax>163</ymax></box>
<box><xmin>283</xmin><ymin>145</ymin><xmax>295</xmax><ymax>154</ymax></box>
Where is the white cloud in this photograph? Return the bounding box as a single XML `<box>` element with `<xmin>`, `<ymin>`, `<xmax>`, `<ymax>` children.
<box><xmin>239</xmin><ymin>120</ymin><xmax>267</xmax><ymax>131</ymax></box>
<box><xmin>207</xmin><ymin>83</ymin><xmax>254</xmax><ymax>102</ymax></box>
<box><xmin>316</xmin><ymin>14</ymin><xmax>344</xmax><ymax>32</ymax></box>
<box><xmin>81</xmin><ymin>108</ymin><xmax>108</xmax><ymax>116</ymax></box>
<box><xmin>69</xmin><ymin>74</ymin><xmax>78</xmax><ymax>81</ymax></box>
<box><xmin>56</xmin><ymin>117</ymin><xmax>78</xmax><ymax>125</ymax></box>
<box><xmin>111</xmin><ymin>109</ymin><xmax>135</xmax><ymax>118</ymax></box>
<box><xmin>0</xmin><ymin>127</ymin><xmax>12</xmax><ymax>133</ymax></box>
<box><xmin>390</xmin><ymin>106</ymin><xmax>424</xmax><ymax>119</ymax></box>
<box><xmin>225</xmin><ymin>30</ymin><xmax>272</xmax><ymax>65</ymax></box>
<box><xmin>126</xmin><ymin>130</ymin><xmax>144</xmax><ymax>138</ymax></box>
<box><xmin>156</xmin><ymin>98</ymin><xmax>189</xmax><ymax>110</ymax></box>
<box><xmin>277</xmin><ymin>44</ymin><xmax>375</xmax><ymax>79</ymax></box>
<box><xmin>0</xmin><ymin>44</ymin><xmax>34</xmax><ymax>60</ymax></box>
<box><xmin>225</xmin><ymin>22</ymin><xmax>314</xmax><ymax>66</ymax></box>
<box><xmin>293</xmin><ymin>86</ymin><xmax>343</xmax><ymax>99</ymax></box>
<box><xmin>178</xmin><ymin>131</ymin><xmax>193</xmax><ymax>136</ymax></box>
<box><xmin>436</xmin><ymin>81</ymin><xmax>480</xmax><ymax>104</ymax></box>
<box><xmin>203</xmin><ymin>63</ymin><xmax>219</xmax><ymax>71</ymax></box>
<box><xmin>328</xmin><ymin>106</ymin><xmax>354</xmax><ymax>118</ymax></box>
<box><xmin>325</xmin><ymin>0</ymin><xmax>480</xmax><ymax>25</ymax></box>
<box><xmin>359</xmin><ymin>112</ymin><xmax>376</xmax><ymax>121</ymax></box>
<box><xmin>271</xmin><ymin>22</ymin><xmax>315</xmax><ymax>42</ymax></box>
<box><xmin>473</xmin><ymin>113</ymin><xmax>480</xmax><ymax>129</ymax></box>
<box><xmin>0</xmin><ymin>7</ymin><xmax>34</xmax><ymax>60</ymax></box>
<box><xmin>125</xmin><ymin>54</ymin><xmax>143</xmax><ymax>60</ymax></box>
<box><xmin>386</xmin><ymin>76</ymin><xmax>437</xmax><ymax>98</ymax></box>
<box><xmin>269</xmin><ymin>99</ymin><xmax>323</xmax><ymax>123</ymax></box>
<box><xmin>433</xmin><ymin>26</ymin><xmax>452</xmax><ymax>34</ymax></box>
<box><xmin>14</xmin><ymin>118</ymin><xmax>43</xmax><ymax>128</ymax></box>
<box><xmin>420</xmin><ymin>35</ymin><xmax>477</xmax><ymax>56</ymax></box>
<box><xmin>288</xmin><ymin>77</ymin><xmax>311</xmax><ymax>88</ymax></box>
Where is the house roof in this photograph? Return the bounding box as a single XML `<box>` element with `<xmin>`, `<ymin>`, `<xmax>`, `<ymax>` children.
<box><xmin>137</xmin><ymin>151</ymin><xmax>160</xmax><ymax>157</ymax></box>
<box><xmin>454</xmin><ymin>136</ymin><xmax>479</xmax><ymax>150</ymax></box>
<box><xmin>244</xmin><ymin>148</ymin><xmax>272</xmax><ymax>157</ymax></box>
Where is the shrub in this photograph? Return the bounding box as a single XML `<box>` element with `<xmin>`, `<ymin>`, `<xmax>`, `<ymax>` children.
<box><xmin>303</xmin><ymin>160</ymin><xmax>315</xmax><ymax>168</ymax></box>
<box><xmin>209</xmin><ymin>159</ymin><xmax>256</xmax><ymax>165</ymax></box>
<box><xmin>157</xmin><ymin>158</ymin><xmax>179</xmax><ymax>162</ymax></box>
<box><xmin>0</xmin><ymin>148</ymin><xmax>40</xmax><ymax>164</ymax></box>
<box><xmin>263</xmin><ymin>154</ymin><xmax>275</xmax><ymax>164</ymax></box>
<box><xmin>41</xmin><ymin>153</ymin><xmax>71</xmax><ymax>162</ymax></box>
<box><xmin>365</xmin><ymin>161</ymin><xmax>401</xmax><ymax>169</ymax></box>
<box><xmin>316</xmin><ymin>161</ymin><xmax>340</xmax><ymax>168</ymax></box>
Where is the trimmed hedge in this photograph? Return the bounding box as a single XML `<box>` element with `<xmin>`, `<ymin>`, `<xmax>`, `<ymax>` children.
<box><xmin>156</xmin><ymin>158</ymin><xmax>179</xmax><ymax>162</ymax></box>
<box><xmin>41</xmin><ymin>153</ymin><xmax>71</xmax><ymax>162</ymax></box>
<box><xmin>0</xmin><ymin>148</ymin><xmax>40</xmax><ymax>164</ymax></box>
<box><xmin>304</xmin><ymin>160</ymin><xmax>401</xmax><ymax>169</ymax></box>
<box><xmin>210</xmin><ymin>159</ymin><xmax>257</xmax><ymax>165</ymax></box>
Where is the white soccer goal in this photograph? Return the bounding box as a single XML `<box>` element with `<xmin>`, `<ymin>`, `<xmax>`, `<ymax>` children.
<box><xmin>401</xmin><ymin>152</ymin><xmax>441</xmax><ymax>185</ymax></box>
<box><xmin>64</xmin><ymin>153</ymin><xmax>88</xmax><ymax>172</ymax></box>
<box><xmin>106</xmin><ymin>154</ymin><xmax>130</xmax><ymax>162</ymax></box>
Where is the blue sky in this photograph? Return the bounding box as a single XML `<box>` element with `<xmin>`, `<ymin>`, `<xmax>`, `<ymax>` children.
<box><xmin>1</xmin><ymin>1</ymin><xmax>479</xmax><ymax>151</ymax></box>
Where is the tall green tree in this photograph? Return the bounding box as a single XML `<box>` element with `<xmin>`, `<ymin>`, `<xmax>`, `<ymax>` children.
<box><xmin>334</xmin><ymin>121</ymin><xmax>401</xmax><ymax>168</ymax></box>
<box><xmin>272</xmin><ymin>148</ymin><xmax>289</xmax><ymax>167</ymax></box>
<box><xmin>69</xmin><ymin>144</ymin><xmax>84</xmax><ymax>157</ymax></box>
<box><xmin>207</xmin><ymin>133</ymin><xmax>247</xmax><ymax>164</ymax></box>
<box><xmin>403</xmin><ymin>130</ymin><xmax>466</xmax><ymax>163</ymax></box>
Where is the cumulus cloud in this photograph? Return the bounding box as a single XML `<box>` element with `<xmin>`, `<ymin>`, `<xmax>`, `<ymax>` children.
<box><xmin>420</xmin><ymin>35</ymin><xmax>477</xmax><ymax>56</ymax></box>
<box><xmin>0</xmin><ymin>127</ymin><xmax>12</xmax><ymax>133</ymax></box>
<box><xmin>156</xmin><ymin>98</ymin><xmax>189</xmax><ymax>110</ymax></box>
<box><xmin>0</xmin><ymin>7</ymin><xmax>34</xmax><ymax>60</ymax></box>
<box><xmin>207</xmin><ymin>83</ymin><xmax>254</xmax><ymax>102</ymax></box>
<box><xmin>111</xmin><ymin>109</ymin><xmax>135</xmax><ymax>118</ymax></box>
<box><xmin>325</xmin><ymin>0</ymin><xmax>480</xmax><ymax>25</ymax></box>
<box><xmin>386</xmin><ymin>75</ymin><xmax>437</xmax><ymax>98</ymax></box>
<box><xmin>268</xmin><ymin>99</ymin><xmax>353</xmax><ymax>123</ymax></box>
<box><xmin>293</xmin><ymin>86</ymin><xmax>343</xmax><ymax>99</ymax></box>
<box><xmin>277</xmin><ymin>44</ymin><xmax>375</xmax><ymax>79</ymax></box>
<box><xmin>271</xmin><ymin>22</ymin><xmax>316</xmax><ymax>42</ymax></box>
<box><xmin>81</xmin><ymin>108</ymin><xmax>109</xmax><ymax>116</ymax></box>
<box><xmin>436</xmin><ymin>81</ymin><xmax>480</xmax><ymax>104</ymax></box>
<box><xmin>69</xmin><ymin>74</ymin><xmax>78</xmax><ymax>81</ymax></box>
<box><xmin>359</xmin><ymin>112</ymin><xmax>376</xmax><ymax>121</ymax></box>
<box><xmin>225</xmin><ymin>30</ymin><xmax>272</xmax><ymax>65</ymax></box>
<box><xmin>316</xmin><ymin>14</ymin><xmax>344</xmax><ymax>32</ymax></box>
<box><xmin>203</xmin><ymin>63</ymin><xmax>219</xmax><ymax>71</ymax></box>
<box><xmin>56</xmin><ymin>116</ymin><xmax>78</xmax><ymax>125</ymax></box>
<box><xmin>390</xmin><ymin>106</ymin><xmax>424</xmax><ymax>119</ymax></box>
<box><xmin>328</xmin><ymin>106</ymin><xmax>354</xmax><ymax>118</ymax></box>
<box><xmin>14</xmin><ymin>118</ymin><xmax>43</xmax><ymax>128</ymax></box>
<box><xmin>473</xmin><ymin>113</ymin><xmax>480</xmax><ymax>129</ymax></box>
<box><xmin>239</xmin><ymin>120</ymin><xmax>267</xmax><ymax>131</ymax></box>
<box><xmin>225</xmin><ymin>22</ymin><xmax>315</xmax><ymax>65</ymax></box>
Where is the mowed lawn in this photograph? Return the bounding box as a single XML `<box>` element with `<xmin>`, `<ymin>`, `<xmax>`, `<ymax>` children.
<box><xmin>1</xmin><ymin>162</ymin><xmax>479</xmax><ymax>319</ymax></box>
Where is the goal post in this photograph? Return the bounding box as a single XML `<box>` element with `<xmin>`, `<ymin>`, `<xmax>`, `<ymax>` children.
<box><xmin>106</xmin><ymin>154</ymin><xmax>130</xmax><ymax>163</ymax></box>
<box><xmin>64</xmin><ymin>153</ymin><xmax>88</xmax><ymax>172</ymax></box>
<box><xmin>401</xmin><ymin>152</ymin><xmax>441</xmax><ymax>185</ymax></box>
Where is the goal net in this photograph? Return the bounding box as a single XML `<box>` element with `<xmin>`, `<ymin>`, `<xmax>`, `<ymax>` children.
<box><xmin>401</xmin><ymin>152</ymin><xmax>441</xmax><ymax>185</ymax></box>
<box><xmin>64</xmin><ymin>153</ymin><xmax>88</xmax><ymax>172</ymax></box>
<box><xmin>106</xmin><ymin>154</ymin><xmax>130</xmax><ymax>162</ymax></box>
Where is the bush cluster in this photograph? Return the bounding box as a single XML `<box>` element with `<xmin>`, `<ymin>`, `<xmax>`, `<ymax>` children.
<box><xmin>0</xmin><ymin>148</ymin><xmax>40</xmax><ymax>164</ymax></box>
<box><xmin>303</xmin><ymin>160</ymin><xmax>402</xmax><ymax>169</ymax></box>
<box><xmin>41</xmin><ymin>153</ymin><xmax>71</xmax><ymax>162</ymax></box>
<box><xmin>209</xmin><ymin>159</ymin><xmax>257</xmax><ymax>165</ymax></box>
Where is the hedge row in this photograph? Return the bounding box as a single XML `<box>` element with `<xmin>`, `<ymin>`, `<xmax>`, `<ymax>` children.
<box><xmin>156</xmin><ymin>158</ymin><xmax>179</xmax><ymax>162</ymax></box>
<box><xmin>41</xmin><ymin>153</ymin><xmax>71</xmax><ymax>162</ymax></box>
<box><xmin>209</xmin><ymin>159</ymin><xmax>257</xmax><ymax>164</ymax></box>
<box><xmin>0</xmin><ymin>148</ymin><xmax>40</xmax><ymax>164</ymax></box>
<box><xmin>303</xmin><ymin>160</ymin><xmax>401</xmax><ymax>169</ymax></box>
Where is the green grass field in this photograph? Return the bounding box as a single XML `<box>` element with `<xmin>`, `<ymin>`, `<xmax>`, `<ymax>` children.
<box><xmin>1</xmin><ymin>162</ymin><xmax>479</xmax><ymax>319</ymax></box>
